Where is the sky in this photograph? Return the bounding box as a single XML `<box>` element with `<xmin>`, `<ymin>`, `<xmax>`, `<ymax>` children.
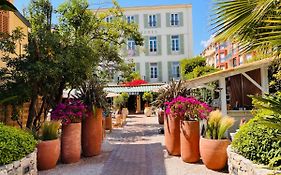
<box><xmin>14</xmin><ymin>0</ymin><xmax>213</xmax><ymax>56</ymax></box>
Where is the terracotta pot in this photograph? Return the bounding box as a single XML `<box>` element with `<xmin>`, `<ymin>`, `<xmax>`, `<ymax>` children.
<box><xmin>144</xmin><ymin>107</ymin><xmax>152</xmax><ymax>117</ymax></box>
<box><xmin>180</xmin><ymin>120</ymin><xmax>200</xmax><ymax>163</ymax></box>
<box><xmin>61</xmin><ymin>123</ymin><xmax>81</xmax><ymax>164</ymax></box>
<box><xmin>158</xmin><ymin>110</ymin><xmax>164</xmax><ymax>124</ymax></box>
<box><xmin>37</xmin><ymin>139</ymin><xmax>60</xmax><ymax>170</ymax></box>
<box><xmin>105</xmin><ymin>114</ymin><xmax>112</xmax><ymax>130</ymax></box>
<box><xmin>200</xmin><ymin>137</ymin><xmax>230</xmax><ymax>170</ymax></box>
<box><xmin>115</xmin><ymin>114</ymin><xmax>123</xmax><ymax>126</ymax></box>
<box><xmin>82</xmin><ymin>108</ymin><xmax>103</xmax><ymax>157</ymax></box>
<box><xmin>164</xmin><ymin>114</ymin><xmax>181</xmax><ymax>156</ymax></box>
<box><xmin>122</xmin><ymin>108</ymin><xmax>129</xmax><ymax>117</ymax></box>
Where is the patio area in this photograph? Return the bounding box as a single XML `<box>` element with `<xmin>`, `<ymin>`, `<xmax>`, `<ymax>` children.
<box><xmin>40</xmin><ymin>114</ymin><xmax>228</xmax><ymax>175</ymax></box>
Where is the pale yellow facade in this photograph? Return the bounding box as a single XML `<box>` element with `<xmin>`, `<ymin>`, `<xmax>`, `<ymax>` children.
<box><xmin>0</xmin><ymin>2</ymin><xmax>29</xmax><ymax>67</ymax></box>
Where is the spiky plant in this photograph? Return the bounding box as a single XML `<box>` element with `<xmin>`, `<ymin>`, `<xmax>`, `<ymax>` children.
<box><xmin>41</xmin><ymin>121</ymin><xmax>60</xmax><ymax>141</ymax></box>
<box><xmin>205</xmin><ymin>110</ymin><xmax>234</xmax><ymax>139</ymax></box>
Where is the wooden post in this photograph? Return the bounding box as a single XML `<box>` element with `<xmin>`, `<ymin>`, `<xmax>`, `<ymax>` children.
<box><xmin>136</xmin><ymin>95</ymin><xmax>141</xmax><ymax>113</ymax></box>
<box><xmin>260</xmin><ymin>66</ymin><xmax>269</xmax><ymax>95</ymax></box>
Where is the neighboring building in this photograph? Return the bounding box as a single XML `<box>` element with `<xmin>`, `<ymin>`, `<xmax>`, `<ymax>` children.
<box><xmin>101</xmin><ymin>4</ymin><xmax>193</xmax><ymax>83</ymax></box>
<box><xmin>0</xmin><ymin>0</ymin><xmax>30</xmax><ymax>67</ymax></box>
<box><xmin>201</xmin><ymin>41</ymin><xmax>255</xmax><ymax>70</ymax></box>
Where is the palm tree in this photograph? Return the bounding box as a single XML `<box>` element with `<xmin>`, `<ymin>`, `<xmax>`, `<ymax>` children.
<box><xmin>212</xmin><ymin>0</ymin><xmax>281</xmax><ymax>57</ymax></box>
<box><xmin>0</xmin><ymin>0</ymin><xmax>18</xmax><ymax>12</ymax></box>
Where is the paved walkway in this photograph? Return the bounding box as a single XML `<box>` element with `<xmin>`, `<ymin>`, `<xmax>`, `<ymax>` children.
<box><xmin>40</xmin><ymin>114</ymin><xmax>228</xmax><ymax>175</ymax></box>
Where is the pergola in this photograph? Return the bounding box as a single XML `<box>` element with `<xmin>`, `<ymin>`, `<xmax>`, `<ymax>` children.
<box><xmin>182</xmin><ymin>58</ymin><xmax>272</xmax><ymax>115</ymax></box>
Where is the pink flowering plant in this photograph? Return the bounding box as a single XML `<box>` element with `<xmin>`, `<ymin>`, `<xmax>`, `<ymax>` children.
<box><xmin>51</xmin><ymin>99</ymin><xmax>86</xmax><ymax>125</ymax></box>
<box><xmin>165</xmin><ymin>96</ymin><xmax>211</xmax><ymax>121</ymax></box>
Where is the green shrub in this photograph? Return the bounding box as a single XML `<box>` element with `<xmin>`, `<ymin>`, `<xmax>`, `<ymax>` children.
<box><xmin>0</xmin><ymin>123</ymin><xmax>37</xmax><ymax>165</ymax></box>
<box><xmin>232</xmin><ymin>118</ymin><xmax>281</xmax><ymax>169</ymax></box>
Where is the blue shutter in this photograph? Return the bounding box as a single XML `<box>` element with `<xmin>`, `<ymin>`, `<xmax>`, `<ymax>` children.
<box><xmin>136</xmin><ymin>62</ymin><xmax>140</xmax><ymax>72</ymax></box>
<box><xmin>134</xmin><ymin>15</ymin><xmax>139</xmax><ymax>24</ymax></box>
<box><xmin>144</xmin><ymin>36</ymin><xmax>149</xmax><ymax>56</ymax></box>
<box><xmin>156</xmin><ymin>13</ymin><xmax>161</xmax><ymax>28</ymax></box>
<box><xmin>168</xmin><ymin>61</ymin><xmax>172</xmax><ymax>81</ymax></box>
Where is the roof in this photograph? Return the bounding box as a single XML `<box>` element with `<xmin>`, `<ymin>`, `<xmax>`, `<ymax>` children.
<box><xmin>95</xmin><ymin>4</ymin><xmax>192</xmax><ymax>12</ymax></box>
<box><xmin>183</xmin><ymin>58</ymin><xmax>273</xmax><ymax>89</ymax></box>
<box><xmin>104</xmin><ymin>83</ymin><xmax>165</xmax><ymax>95</ymax></box>
<box><xmin>14</xmin><ymin>11</ymin><xmax>31</xmax><ymax>27</ymax></box>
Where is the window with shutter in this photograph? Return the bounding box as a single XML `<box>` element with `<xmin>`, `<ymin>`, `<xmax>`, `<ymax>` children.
<box><xmin>0</xmin><ymin>11</ymin><xmax>9</xmax><ymax>33</ymax></box>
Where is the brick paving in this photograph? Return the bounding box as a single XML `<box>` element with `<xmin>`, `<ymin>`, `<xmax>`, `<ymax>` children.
<box><xmin>40</xmin><ymin>114</ymin><xmax>228</xmax><ymax>175</ymax></box>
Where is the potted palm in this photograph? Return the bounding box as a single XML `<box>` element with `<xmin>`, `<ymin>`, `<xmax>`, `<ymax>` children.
<box><xmin>200</xmin><ymin>110</ymin><xmax>234</xmax><ymax>170</ymax></box>
<box><xmin>51</xmin><ymin>99</ymin><xmax>86</xmax><ymax>164</ymax></box>
<box><xmin>37</xmin><ymin>121</ymin><xmax>60</xmax><ymax>170</ymax></box>
<box><xmin>104</xmin><ymin>107</ymin><xmax>112</xmax><ymax>131</ymax></box>
<box><xmin>75</xmin><ymin>79</ymin><xmax>108</xmax><ymax>157</ymax></box>
<box><xmin>142</xmin><ymin>92</ymin><xmax>153</xmax><ymax>117</ymax></box>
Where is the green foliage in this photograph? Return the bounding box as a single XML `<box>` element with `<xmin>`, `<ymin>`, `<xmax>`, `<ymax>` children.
<box><xmin>0</xmin><ymin>123</ymin><xmax>37</xmax><ymax>165</ymax></box>
<box><xmin>113</xmin><ymin>95</ymin><xmax>124</xmax><ymax>110</ymax></box>
<box><xmin>121</xmin><ymin>92</ymin><xmax>129</xmax><ymax>103</ymax></box>
<box><xmin>142</xmin><ymin>92</ymin><xmax>153</xmax><ymax>103</ymax></box>
<box><xmin>205</xmin><ymin>110</ymin><xmax>234</xmax><ymax>139</ymax></box>
<box><xmin>268</xmin><ymin>58</ymin><xmax>281</xmax><ymax>93</ymax></box>
<box><xmin>212</xmin><ymin>0</ymin><xmax>281</xmax><ymax>57</ymax></box>
<box><xmin>180</xmin><ymin>56</ymin><xmax>218</xmax><ymax>80</ymax></box>
<box><xmin>232</xmin><ymin>119</ymin><xmax>281</xmax><ymax>169</ymax></box>
<box><xmin>40</xmin><ymin>121</ymin><xmax>60</xmax><ymax>141</ymax></box>
<box><xmin>152</xmin><ymin>80</ymin><xmax>190</xmax><ymax>108</ymax></box>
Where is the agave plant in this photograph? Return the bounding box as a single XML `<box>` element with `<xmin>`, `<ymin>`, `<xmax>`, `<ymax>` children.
<box><xmin>152</xmin><ymin>80</ymin><xmax>190</xmax><ymax>109</ymax></box>
<box><xmin>205</xmin><ymin>110</ymin><xmax>235</xmax><ymax>139</ymax></box>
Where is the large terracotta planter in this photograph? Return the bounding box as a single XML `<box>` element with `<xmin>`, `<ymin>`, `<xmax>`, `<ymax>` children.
<box><xmin>82</xmin><ymin>108</ymin><xmax>103</xmax><ymax>157</ymax></box>
<box><xmin>61</xmin><ymin>123</ymin><xmax>81</xmax><ymax>164</ymax></box>
<box><xmin>105</xmin><ymin>114</ymin><xmax>112</xmax><ymax>131</ymax></box>
<box><xmin>158</xmin><ymin>110</ymin><xmax>164</xmax><ymax>124</ymax></box>
<box><xmin>200</xmin><ymin>137</ymin><xmax>230</xmax><ymax>170</ymax></box>
<box><xmin>37</xmin><ymin>139</ymin><xmax>60</xmax><ymax>170</ymax></box>
<box><xmin>180</xmin><ymin>120</ymin><xmax>200</xmax><ymax>163</ymax></box>
<box><xmin>164</xmin><ymin>114</ymin><xmax>181</xmax><ymax>156</ymax></box>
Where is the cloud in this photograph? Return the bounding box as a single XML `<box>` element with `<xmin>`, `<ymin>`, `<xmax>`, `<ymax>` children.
<box><xmin>200</xmin><ymin>34</ymin><xmax>215</xmax><ymax>48</ymax></box>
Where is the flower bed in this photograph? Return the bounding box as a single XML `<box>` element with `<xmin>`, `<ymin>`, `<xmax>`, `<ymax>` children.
<box><xmin>0</xmin><ymin>149</ymin><xmax>37</xmax><ymax>175</ymax></box>
<box><xmin>227</xmin><ymin>146</ymin><xmax>280</xmax><ymax>175</ymax></box>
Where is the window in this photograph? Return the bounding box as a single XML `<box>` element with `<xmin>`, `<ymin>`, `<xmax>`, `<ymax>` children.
<box><xmin>105</xmin><ymin>16</ymin><xmax>113</xmax><ymax>23</ymax></box>
<box><xmin>172</xmin><ymin>62</ymin><xmax>180</xmax><ymax>78</ymax></box>
<box><xmin>170</xmin><ymin>13</ymin><xmax>179</xmax><ymax>26</ymax></box>
<box><xmin>220</xmin><ymin>53</ymin><xmax>225</xmax><ymax>62</ymax></box>
<box><xmin>171</xmin><ymin>35</ymin><xmax>179</xmax><ymax>51</ymax></box>
<box><xmin>233</xmin><ymin>58</ymin><xmax>237</xmax><ymax>67</ymax></box>
<box><xmin>148</xmin><ymin>15</ymin><xmax>157</xmax><ymax>27</ymax></box>
<box><xmin>127</xmin><ymin>16</ymin><xmax>135</xmax><ymax>23</ymax></box>
<box><xmin>150</xmin><ymin>63</ymin><xmax>158</xmax><ymax>79</ymax></box>
<box><xmin>127</xmin><ymin>39</ymin><xmax>136</xmax><ymax>50</ymax></box>
<box><xmin>149</xmin><ymin>36</ymin><xmax>157</xmax><ymax>52</ymax></box>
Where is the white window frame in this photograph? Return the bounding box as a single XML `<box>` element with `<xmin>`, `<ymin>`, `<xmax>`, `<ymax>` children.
<box><xmin>171</xmin><ymin>35</ymin><xmax>179</xmax><ymax>52</ymax></box>
<box><xmin>150</xmin><ymin>63</ymin><xmax>158</xmax><ymax>79</ymax></box>
<box><xmin>170</xmin><ymin>13</ymin><xmax>179</xmax><ymax>26</ymax></box>
<box><xmin>172</xmin><ymin>62</ymin><xmax>180</xmax><ymax>78</ymax></box>
<box><xmin>127</xmin><ymin>39</ymin><xmax>136</xmax><ymax>50</ymax></box>
<box><xmin>149</xmin><ymin>36</ymin><xmax>157</xmax><ymax>53</ymax></box>
<box><xmin>148</xmin><ymin>14</ymin><xmax>157</xmax><ymax>27</ymax></box>
<box><xmin>105</xmin><ymin>16</ymin><xmax>113</xmax><ymax>23</ymax></box>
<box><xmin>127</xmin><ymin>15</ymin><xmax>135</xmax><ymax>23</ymax></box>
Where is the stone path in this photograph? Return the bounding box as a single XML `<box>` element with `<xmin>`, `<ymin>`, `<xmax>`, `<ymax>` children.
<box><xmin>40</xmin><ymin>114</ymin><xmax>228</xmax><ymax>175</ymax></box>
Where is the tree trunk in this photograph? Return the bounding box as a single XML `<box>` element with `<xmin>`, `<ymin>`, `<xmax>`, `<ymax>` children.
<box><xmin>54</xmin><ymin>80</ymin><xmax>65</xmax><ymax>105</ymax></box>
<box><xmin>26</xmin><ymin>94</ymin><xmax>38</xmax><ymax>129</ymax></box>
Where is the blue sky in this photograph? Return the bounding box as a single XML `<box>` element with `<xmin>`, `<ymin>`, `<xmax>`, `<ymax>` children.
<box><xmin>14</xmin><ymin>0</ymin><xmax>213</xmax><ymax>56</ymax></box>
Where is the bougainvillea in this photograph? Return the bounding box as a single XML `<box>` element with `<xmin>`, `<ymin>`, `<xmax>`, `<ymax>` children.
<box><xmin>165</xmin><ymin>96</ymin><xmax>211</xmax><ymax>121</ymax></box>
<box><xmin>51</xmin><ymin>99</ymin><xmax>86</xmax><ymax>125</ymax></box>
<box><xmin>122</xmin><ymin>79</ymin><xmax>147</xmax><ymax>87</ymax></box>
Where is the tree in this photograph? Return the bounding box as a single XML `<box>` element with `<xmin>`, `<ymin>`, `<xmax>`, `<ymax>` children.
<box><xmin>212</xmin><ymin>0</ymin><xmax>281</xmax><ymax>57</ymax></box>
<box><xmin>180</xmin><ymin>56</ymin><xmax>218</xmax><ymax>80</ymax></box>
